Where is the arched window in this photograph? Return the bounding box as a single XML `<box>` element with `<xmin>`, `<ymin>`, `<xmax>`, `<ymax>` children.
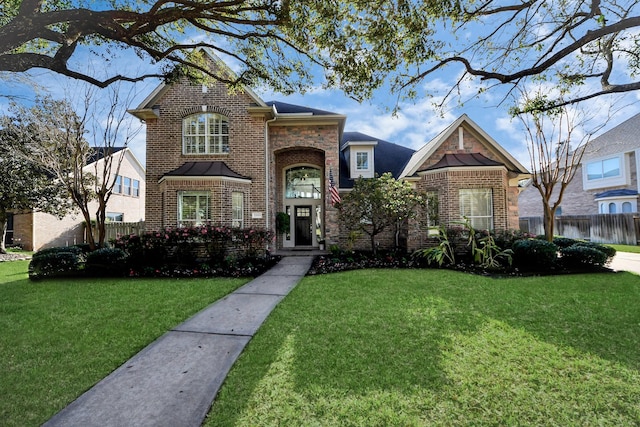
<box><xmin>285</xmin><ymin>166</ymin><xmax>322</xmax><ymax>199</ymax></box>
<box><xmin>183</xmin><ymin>113</ymin><xmax>229</xmax><ymax>154</ymax></box>
<box><xmin>622</xmin><ymin>202</ymin><xmax>633</xmax><ymax>213</ymax></box>
<box><xmin>608</xmin><ymin>202</ymin><xmax>617</xmax><ymax>214</ymax></box>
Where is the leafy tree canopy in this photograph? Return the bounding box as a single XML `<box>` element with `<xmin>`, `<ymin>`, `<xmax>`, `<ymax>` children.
<box><xmin>1</xmin><ymin>1</ymin><xmax>639</xmax><ymax>109</ymax></box>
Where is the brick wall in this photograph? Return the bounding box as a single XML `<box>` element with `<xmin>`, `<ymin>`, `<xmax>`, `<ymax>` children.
<box><xmin>145</xmin><ymin>78</ymin><xmax>267</xmax><ymax>231</ymax></box>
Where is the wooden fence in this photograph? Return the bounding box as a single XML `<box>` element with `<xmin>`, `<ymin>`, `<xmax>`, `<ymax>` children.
<box><xmin>519</xmin><ymin>213</ymin><xmax>640</xmax><ymax>245</ymax></box>
<box><xmin>87</xmin><ymin>221</ymin><xmax>146</xmax><ymax>244</ymax></box>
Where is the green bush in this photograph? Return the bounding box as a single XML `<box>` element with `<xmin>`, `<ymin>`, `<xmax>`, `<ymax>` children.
<box><xmin>512</xmin><ymin>239</ymin><xmax>558</xmax><ymax>272</ymax></box>
<box><xmin>29</xmin><ymin>247</ymin><xmax>86</xmax><ymax>280</ymax></box>
<box><xmin>559</xmin><ymin>242</ymin><xmax>616</xmax><ymax>270</ymax></box>
<box><xmin>85</xmin><ymin>248</ymin><xmax>128</xmax><ymax>277</ymax></box>
<box><xmin>559</xmin><ymin>244</ymin><xmax>609</xmax><ymax>270</ymax></box>
<box><xmin>552</xmin><ymin>237</ymin><xmax>580</xmax><ymax>249</ymax></box>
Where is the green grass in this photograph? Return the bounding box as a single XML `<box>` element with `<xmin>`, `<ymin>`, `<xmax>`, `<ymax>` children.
<box><xmin>608</xmin><ymin>244</ymin><xmax>640</xmax><ymax>254</ymax></box>
<box><xmin>0</xmin><ymin>261</ymin><xmax>247</xmax><ymax>427</ymax></box>
<box><xmin>207</xmin><ymin>269</ymin><xmax>640</xmax><ymax>426</ymax></box>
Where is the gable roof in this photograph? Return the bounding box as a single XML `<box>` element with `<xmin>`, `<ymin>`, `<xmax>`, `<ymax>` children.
<box><xmin>401</xmin><ymin>114</ymin><xmax>529</xmax><ymax>178</ymax></box>
<box><xmin>583</xmin><ymin>112</ymin><xmax>640</xmax><ymax>161</ymax></box>
<box><xmin>128</xmin><ymin>48</ymin><xmax>267</xmax><ymax>120</ymax></box>
<box><xmin>338</xmin><ymin>131</ymin><xmax>415</xmax><ymax>188</ymax></box>
<box><xmin>88</xmin><ymin>146</ymin><xmax>127</xmax><ymax>164</ymax></box>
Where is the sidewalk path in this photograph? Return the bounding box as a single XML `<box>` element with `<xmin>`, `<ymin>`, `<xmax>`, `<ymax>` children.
<box><xmin>44</xmin><ymin>255</ymin><xmax>314</xmax><ymax>427</ymax></box>
<box><xmin>609</xmin><ymin>251</ymin><xmax>640</xmax><ymax>275</ymax></box>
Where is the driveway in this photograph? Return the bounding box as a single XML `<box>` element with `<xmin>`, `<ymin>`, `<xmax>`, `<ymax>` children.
<box><xmin>609</xmin><ymin>251</ymin><xmax>640</xmax><ymax>275</ymax></box>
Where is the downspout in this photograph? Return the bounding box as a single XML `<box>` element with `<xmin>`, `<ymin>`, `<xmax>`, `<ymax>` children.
<box><xmin>265</xmin><ymin>108</ymin><xmax>278</xmax><ymax>233</ymax></box>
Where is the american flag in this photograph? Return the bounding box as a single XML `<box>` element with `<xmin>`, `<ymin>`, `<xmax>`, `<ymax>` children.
<box><xmin>329</xmin><ymin>167</ymin><xmax>341</xmax><ymax>206</ymax></box>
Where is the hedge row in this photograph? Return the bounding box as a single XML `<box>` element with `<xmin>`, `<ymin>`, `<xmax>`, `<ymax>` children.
<box><xmin>29</xmin><ymin>225</ymin><xmax>276</xmax><ymax>280</ymax></box>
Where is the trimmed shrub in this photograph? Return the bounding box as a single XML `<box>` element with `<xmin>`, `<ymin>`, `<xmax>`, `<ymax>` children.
<box><xmin>552</xmin><ymin>237</ymin><xmax>580</xmax><ymax>249</ymax></box>
<box><xmin>512</xmin><ymin>239</ymin><xmax>558</xmax><ymax>272</ymax></box>
<box><xmin>29</xmin><ymin>247</ymin><xmax>86</xmax><ymax>280</ymax></box>
<box><xmin>85</xmin><ymin>248</ymin><xmax>128</xmax><ymax>277</ymax></box>
<box><xmin>560</xmin><ymin>244</ymin><xmax>609</xmax><ymax>270</ymax></box>
<box><xmin>559</xmin><ymin>242</ymin><xmax>616</xmax><ymax>270</ymax></box>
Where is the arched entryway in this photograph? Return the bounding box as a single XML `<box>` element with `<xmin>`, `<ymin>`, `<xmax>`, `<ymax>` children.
<box><xmin>281</xmin><ymin>165</ymin><xmax>324</xmax><ymax>248</ymax></box>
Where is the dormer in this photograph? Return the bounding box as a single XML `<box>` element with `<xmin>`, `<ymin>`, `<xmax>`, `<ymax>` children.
<box><xmin>341</xmin><ymin>139</ymin><xmax>378</xmax><ymax>179</ymax></box>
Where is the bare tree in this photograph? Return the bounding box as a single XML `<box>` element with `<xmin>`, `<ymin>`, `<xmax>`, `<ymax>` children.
<box><xmin>5</xmin><ymin>84</ymin><xmax>141</xmax><ymax>250</ymax></box>
<box><xmin>515</xmin><ymin>89</ymin><xmax>611</xmax><ymax>241</ymax></box>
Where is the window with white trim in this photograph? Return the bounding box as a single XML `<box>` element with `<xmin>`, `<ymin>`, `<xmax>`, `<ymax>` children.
<box><xmin>178</xmin><ymin>191</ymin><xmax>211</xmax><ymax>226</ymax></box>
<box><xmin>587</xmin><ymin>157</ymin><xmax>620</xmax><ymax>181</ymax></box>
<box><xmin>183</xmin><ymin>113</ymin><xmax>229</xmax><ymax>154</ymax></box>
<box><xmin>132</xmin><ymin>179</ymin><xmax>140</xmax><ymax>197</ymax></box>
<box><xmin>356</xmin><ymin>152</ymin><xmax>369</xmax><ymax>170</ymax></box>
<box><xmin>123</xmin><ymin>177</ymin><xmax>131</xmax><ymax>196</ymax></box>
<box><xmin>232</xmin><ymin>192</ymin><xmax>244</xmax><ymax>228</ymax></box>
<box><xmin>459</xmin><ymin>188</ymin><xmax>493</xmax><ymax>230</ymax></box>
<box><xmin>114</xmin><ymin>175</ymin><xmax>122</xmax><ymax>194</ymax></box>
<box><xmin>106</xmin><ymin>212</ymin><xmax>124</xmax><ymax>222</ymax></box>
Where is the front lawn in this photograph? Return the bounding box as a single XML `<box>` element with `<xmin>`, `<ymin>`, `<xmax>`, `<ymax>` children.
<box><xmin>0</xmin><ymin>261</ymin><xmax>247</xmax><ymax>427</ymax></box>
<box><xmin>608</xmin><ymin>244</ymin><xmax>640</xmax><ymax>254</ymax></box>
<box><xmin>207</xmin><ymin>269</ymin><xmax>640</xmax><ymax>426</ymax></box>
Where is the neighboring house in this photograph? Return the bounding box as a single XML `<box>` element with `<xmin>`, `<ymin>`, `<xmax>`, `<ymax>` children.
<box><xmin>8</xmin><ymin>147</ymin><xmax>145</xmax><ymax>251</ymax></box>
<box><xmin>519</xmin><ymin>112</ymin><xmax>640</xmax><ymax>217</ymax></box>
<box><xmin>129</xmin><ymin>50</ymin><xmax>529</xmax><ymax>252</ymax></box>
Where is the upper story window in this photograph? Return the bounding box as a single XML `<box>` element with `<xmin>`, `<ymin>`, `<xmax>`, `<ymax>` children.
<box><xmin>587</xmin><ymin>157</ymin><xmax>620</xmax><ymax>181</ymax></box>
<box><xmin>356</xmin><ymin>152</ymin><xmax>369</xmax><ymax>171</ymax></box>
<box><xmin>183</xmin><ymin>113</ymin><xmax>229</xmax><ymax>155</ymax></box>
<box><xmin>583</xmin><ymin>154</ymin><xmax>627</xmax><ymax>190</ymax></box>
<box><xmin>113</xmin><ymin>175</ymin><xmax>140</xmax><ymax>198</ymax></box>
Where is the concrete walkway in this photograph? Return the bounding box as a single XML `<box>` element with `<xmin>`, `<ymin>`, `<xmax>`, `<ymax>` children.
<box><xmin>44</xmin><ymin>255</ymin><xmax>314</xmax><ymax>427</ymax></box>
<box><xmin>609</xmin><ymin>251</ymin><xmax>640</xmax><ymax>275</ymax></box>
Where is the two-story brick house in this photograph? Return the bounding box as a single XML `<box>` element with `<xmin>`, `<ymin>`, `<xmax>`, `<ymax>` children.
<box><xmin>519</xmin><ymin>112</ymin><xmax>640</xmax><ymax>218</ymax></box>
<box><xmin>8</xmin><ymin>147</ymin><xmax>145</xmax><ymax>251</ymax></box>
<box><xmin>130</xmin><ymin>50</ymin><xmax>529</xmax><ymax>252</ymax></box>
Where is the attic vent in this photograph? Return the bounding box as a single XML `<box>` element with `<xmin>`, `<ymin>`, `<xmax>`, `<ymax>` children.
<box><xmin>458</xmin><ymin>127</ymin><xmax>464</xmax><ymax>150</ymax></box>
<box><xmin>202</xmin><ymin>85</ymin><xmax>208</xmax><ymax>93</ymax></box>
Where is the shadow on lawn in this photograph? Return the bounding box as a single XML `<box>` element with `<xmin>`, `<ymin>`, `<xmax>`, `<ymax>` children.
<box><xmin>209</xmin><ymin>269</ymin><xmax>640</xmax><ymax>425</ymax></box>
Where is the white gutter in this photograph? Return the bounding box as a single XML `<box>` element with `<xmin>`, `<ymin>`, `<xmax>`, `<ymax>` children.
<box><xmin>265</xmin><ymin>108</ymin><xmax>278</xmax><ymax>232</ymax></box>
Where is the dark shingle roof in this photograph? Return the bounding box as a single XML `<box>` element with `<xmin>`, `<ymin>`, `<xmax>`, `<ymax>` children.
<box><xmin>163</xmin><ymin>161</ymin><xmax>250</xmax><ymax>180</ymax></box>
<box><xmin>419</xmin><ymin>153</ymin><xmax>503</xmax><ymax>172</ymax></box>
<box><xmin>88</xmin><ymin>147</ymin><xmax>126</xmax><ymax>164</ymax></box>
<box><xmin>594</xmin><ymin>189</ymin><xmax>638</xmax><ymax>198</ymax></box>
<box><xmin>339</xmin><ymin>132</ymin><xmax>415</xmax><ymax>188</ymax></box>
<box><xmin>265</xmin><ymin>101</ymin><xmax>338</xmax><ymax>116</ymax></box>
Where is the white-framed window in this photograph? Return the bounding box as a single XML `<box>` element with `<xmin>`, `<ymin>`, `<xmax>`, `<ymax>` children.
<box><xmin>114</xmin><ymin>175</ymin><xmax>122</xmax><ymax>194</ymax></box>
<box><xmin>132</xmin><ymin>179</ymin><xmax>140</xmax><ymax>197</ymax></box>
<box><xmin>459</xmin><ymin>188</ymin><xmax>493</xmax><ymax>230</ymax></box>
<box><xmin>623</xmin><ymin>202</ymin><xmax>633</xmax><ymax>213</ymax></box>
<box><xmin>123</xmin><ymin>177</ymin><xmax>131</xmax><ymax>196</ymax></box>
<box><xmin>178</xmin><ymin>191</ymin><xmax>211</xmax><ymax>226</ymax></box>
<box><xmin>232</xmin><ymin>192</ymin><xmax>244</xmax><ymax>228</ymax></box>
<box><xmin>583</xmin><ymin>154</ymin><xmax>627</xmax><ymax>190</ymax></box>
<box><xmin>106</xmin><ymin>212</ymin><xmax>124</xmax><ymax>222</ymax></box>
<box><xmin>587</xmin><ymin>157</ymin><xmax>620</xmax><ymax>181</ymax></box>
<box><xmin>183</xmin><ymin>113</ymin><xmax>229</xmax><ymax>154</ymax></box>
<box><xmin>356</xmin><ymin>152</ymin><xmax>369</xmax><ymax>170</ymax></box>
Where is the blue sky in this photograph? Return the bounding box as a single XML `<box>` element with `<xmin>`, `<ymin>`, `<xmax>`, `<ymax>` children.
<box><xmin>2</xmin><ymin>41</ymin><xmax>640</xmax><ymax>171</ymax></box>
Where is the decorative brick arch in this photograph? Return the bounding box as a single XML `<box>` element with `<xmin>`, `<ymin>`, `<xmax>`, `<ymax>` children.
<box><xmin>180</xmin><ymin>105</ymin><xmax>232</xmax><ymax>118</ymax></box>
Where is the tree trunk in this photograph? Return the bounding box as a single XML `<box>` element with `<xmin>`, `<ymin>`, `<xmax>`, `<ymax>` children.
<box><xmin>0</xmin><ymin>209</ymin><xmax>7</xmax><ymax>254</ymax></box>
<box><xmin>543</xmin><ymin>205</ymin><xmax>555</xmax><ymax>242</ymax></box>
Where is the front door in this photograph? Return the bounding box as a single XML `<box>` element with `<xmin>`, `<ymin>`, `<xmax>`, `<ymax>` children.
<box><xmin>294</xmin><ymin>206</ymin><xmax>313</xmax><ymax>246</ymax></box>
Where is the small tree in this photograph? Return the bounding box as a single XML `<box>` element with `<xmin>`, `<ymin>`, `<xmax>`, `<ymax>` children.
<box><xmin>6</xmin><ymin>86</ymin><xmax>140</xmax><ymax>250</ymax></box>
<box><xmin>0</xmin><ymin>126</ymin><xmax>70</xmax><ymax>253</ymax></box>
<box><xmin>339</xmin><ymin>173</ymin><xmax>423</xmax><ymax>253</ymax></box>
<box><xmin>515</xmin><ymin>90</ymin><xmax>609</xmax><ymax>241</ymax></box>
